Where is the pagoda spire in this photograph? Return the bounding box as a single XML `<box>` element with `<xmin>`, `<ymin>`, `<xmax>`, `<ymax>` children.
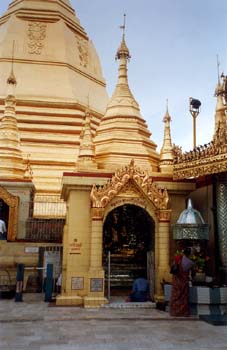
<box><xmin>104</xmin><ymin>15</ymin><xmax>141</xmax><ymax>119</ymax></box>
<box><xmin>0</xmin><ymin>59</ymin><xmax>25</xmax><ymax>179</ymax></box>
<box><xmin>160</xmin><ymin>100</ymin><xmax>174</xmax><ymax>173</ymax></box>
<box><xmin>77</xmin><ymin>104</ymin><xmax>97</xmax><ymax>171</ymax></box>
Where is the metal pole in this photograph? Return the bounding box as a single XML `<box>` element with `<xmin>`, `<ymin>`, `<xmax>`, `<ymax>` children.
<box><xmin>108</xmin><ymin>251</ymin><xmax>111</xmax><ymax>301</ymax></box>
<box><xmin>189</xmin><ymin>98</ymin><xmax>201</xmax><ymax>149</ymax></box>
<box><xmin>193</xmin><ymin>113</ymin><xmax>196</xmax><ymax>149</ymax></box>
<box><xmin>15</xmin><ymin>263</ymin><xmax>24</xmax><ymax>302</ymax></box>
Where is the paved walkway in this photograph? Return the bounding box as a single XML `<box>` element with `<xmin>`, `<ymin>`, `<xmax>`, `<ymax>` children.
<box><xmin>0</xmin><ymin>294</ymin><xmax>226</xmax><ymax>350</ymax></box>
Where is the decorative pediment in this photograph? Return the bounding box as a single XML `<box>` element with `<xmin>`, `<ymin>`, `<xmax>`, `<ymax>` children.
<box><xmin>90</xmin><ymin>159</ymin><xmax>169</xmax><ymax>210</ymax></box>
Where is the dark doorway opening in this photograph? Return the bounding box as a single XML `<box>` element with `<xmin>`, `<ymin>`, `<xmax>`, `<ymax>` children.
<box><xmin>0</xmin><ymin>199</ymin><xmax>9</xmax><ymax>240</ymax></box>
<box><xmin>103</xmin><ymin>204</ymin><xmax>155</xmax><ymax>298</ymax></box>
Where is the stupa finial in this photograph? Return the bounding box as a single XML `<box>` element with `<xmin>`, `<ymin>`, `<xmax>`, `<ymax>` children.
<box><xmin>120</xmin><ymin>13</ymin><xmax>126</xmax><ymax>37</ymax></box>
<box><xmin>7</xmin><ymin>41</ymin><xmax>17</xmax><ymax>90</ymax></box>
<box><xmin>163</xmin><ymin>98</ymin><xmax>171</xmax><ymax>123</ymax></box>
<box><xmin>116</xmin><ymin>14</ymin><xmax>131</xmax><ymax>61</ymax></box>
<box><xmin>217</xmin><ymin>54</ymin><xmax>220</xmax><ymax>85</ymax></box>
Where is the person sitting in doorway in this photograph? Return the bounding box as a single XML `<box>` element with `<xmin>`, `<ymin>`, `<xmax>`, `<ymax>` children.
<box><xmin>127</xmin><ymin>272</ymin><xmax>150</xmax><ymax>302</ymax></box>
<box><xmin>0</xmin><ymin>218</ymin><xmax>7</xmax><ymax>240</ymax></box>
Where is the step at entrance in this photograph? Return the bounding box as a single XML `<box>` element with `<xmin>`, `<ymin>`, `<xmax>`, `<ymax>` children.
<box><xmin>101</xmin><ymin>301</ymin><xmax>156</xmax><ymax>309</ymax></box>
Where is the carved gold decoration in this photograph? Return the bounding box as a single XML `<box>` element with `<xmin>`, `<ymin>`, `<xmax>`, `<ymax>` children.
<box><xmin>157</xmin><ymin>210</ymin><xmax>172</xmax><ymax>222</ymax></box>
<box><xmin>77</xmin><ymin>38</ymin><xmax>88</xmax><ymax>68</ymax></box>
<box><xmin>28</xmin><ymin>22</ymin><xmax>47</xmax><ymax>54</ymax></box>
<box><xmin>172</xmin><ymin>143</ymin><xmax>182</xmax><ymax>159</ymax></box>
<box><xmin>91</xmin><ymin>207</ymin><xmax>104</xmax><ymax>220</ymax></box>
<box><xmin>0</xmin><ymin>186</ymin><xmax>19</xmax><ymax>241</ymax></box>
<box><xmin>118</xmin><ymin>180</ymin><xmax>141</xmax><ymax>197</ymax></box>
<box><xmin>173</xmin><ymin>121</ymin><xmax>227</xmax><ymax>180</ymax></box>
<box><xmin>90</xmin><ymin>159</ymin><xmax>169</xmax><ymax>210</ymax></box>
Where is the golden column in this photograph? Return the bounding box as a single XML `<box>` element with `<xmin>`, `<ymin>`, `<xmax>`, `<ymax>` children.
<box><xmin>155</xmin><ymin>209</ymin><xmax>172</xmax><ymax>299</ymax></box>
<box><xmin>84</xmin><ymin>207</ymin><xmax>107</xmax><ymax>308</ymax></box>
<box><xmin>90</xmin><ymin>209</ymin><xmax>104</xmax><ymax>270</ymax></box>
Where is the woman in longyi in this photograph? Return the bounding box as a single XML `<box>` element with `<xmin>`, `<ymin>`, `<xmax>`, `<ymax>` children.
<box><xmin>170</xmin><ymin>248</ymin><xmax>194</xmax><ymax>316</ymax></box>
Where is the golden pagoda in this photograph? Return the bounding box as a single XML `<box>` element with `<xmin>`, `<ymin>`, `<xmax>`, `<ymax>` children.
<box><xmin>1</xmin><ymin>1</ymin><xmax>225</xmax><ymax>308</ymax></box>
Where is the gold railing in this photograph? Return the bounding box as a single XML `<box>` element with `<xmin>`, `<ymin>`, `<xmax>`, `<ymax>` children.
<box><xmin>173</xmin><ymin>125</ymin><xmax>227</xmax><ymax>180</ymax></box>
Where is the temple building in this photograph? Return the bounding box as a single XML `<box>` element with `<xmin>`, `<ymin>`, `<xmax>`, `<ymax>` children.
<box><xmin>0</xmin><ymin>0</ymin><xmax>226</xmax><ymax>307</ymax></box>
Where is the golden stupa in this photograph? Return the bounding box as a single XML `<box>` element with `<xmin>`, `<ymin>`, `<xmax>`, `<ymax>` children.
<box><xmin>0</xmin><ymin>0</ymin><xmax>108</xmax><ymax>194</ymax></box>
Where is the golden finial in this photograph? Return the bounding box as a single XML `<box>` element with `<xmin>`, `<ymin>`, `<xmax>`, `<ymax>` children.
<box><xmin>116</xmin><ymin>14</ymin><xmax>130</xmax><ymax>60</ymax></box>
<box><xmin>163</xmin><ymin>99</ymin><xmax>171</xmax><ymax>123</ymax></box>
<box><xmin>85</xmin><ymin>93</ymin><xmax>91</xmax><ymax>118</ymax></box>
<box><xmin>217</xmin><ymin>54</ymin><xmax>220</xmax><ymax>84</ymax></box>
<box><xmin>7</xmin><ymin>41</ymin><xmax>17</xmax><ymax>86</ymax></box>
<box><xmin>120</xmin><ymin>14</ymin><xmax>126</xmax><ymax>36</ymax></box>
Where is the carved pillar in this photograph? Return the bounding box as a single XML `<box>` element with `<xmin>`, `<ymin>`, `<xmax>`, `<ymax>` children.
<box><xmin>156</xmin><ymin>209</ymin><xmax>171</xmax><ymax>298</ymax></box>
<box><xmin>90</xmin><ymin>208</ymin><xmax>104</xmax><ymax>270</ymax></box>
<box><xmin>61</xmin><ymin>223</ymin><xmax>68</xmax><ymax>294</ymax></box>
<box><xmin>216</xmin><ymin>174</ymin><xmax>227</xmax><ymax>283</ymax></box>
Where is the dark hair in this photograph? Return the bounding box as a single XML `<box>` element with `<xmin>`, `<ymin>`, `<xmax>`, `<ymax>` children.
<box><xmin>135</xmin><ymin>270</ymin><xmax>147</xmax><ymax>280</ymax></box>
<box><xmin>139</xmin><ymin>270</ymin><xmax>147</xmax><ymax>279</ymax></box>
<box><xmin>183</xmin><ymin>247</ymin><xmax>191</xmax><ymax>256</ymax></box>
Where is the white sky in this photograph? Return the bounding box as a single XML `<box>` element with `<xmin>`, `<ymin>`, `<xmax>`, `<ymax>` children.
<box><xmin>1</xmin><ymin>0</ymin><xmax>227</xmax><ymax>152</ymax></box>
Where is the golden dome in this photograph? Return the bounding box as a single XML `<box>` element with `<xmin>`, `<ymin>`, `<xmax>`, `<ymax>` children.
<box><xmin>0</xmin><ymin>0</ymin><xmax>108</xmax><ymax>192</ymax></box>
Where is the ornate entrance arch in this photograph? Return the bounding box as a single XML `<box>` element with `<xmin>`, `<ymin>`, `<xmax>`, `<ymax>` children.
<box><xmin>90</xmin><ymin>159</ymin><xmax>172</xmax><ymax>299</ymax></box>
<box><xmin>91</xmin><ymin>159</ymin><xmax>169</xmax><ymax>216</ymax></box>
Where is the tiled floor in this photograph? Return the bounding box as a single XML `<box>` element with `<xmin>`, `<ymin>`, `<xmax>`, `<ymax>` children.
<box><xmin>0</xmin><ymin>293</ymin><xmax>226</xmax><ymax>350</ymax></box>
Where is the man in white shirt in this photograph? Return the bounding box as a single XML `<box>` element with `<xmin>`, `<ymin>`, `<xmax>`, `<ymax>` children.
<box><xmin>0</xmin><ymin>219</ymin><xmax>7</xmax><ymax>240</ymax></box>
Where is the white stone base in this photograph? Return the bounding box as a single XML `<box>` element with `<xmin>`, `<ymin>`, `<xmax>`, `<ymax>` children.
<box><xmin>84</xmin><ymin>296</ymin><xmax>108</xmax><ymax>308</ymax></box>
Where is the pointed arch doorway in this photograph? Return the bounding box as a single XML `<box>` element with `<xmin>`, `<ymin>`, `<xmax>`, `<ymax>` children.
<box><xmin>103</xmin><ymin>204</ymin><xmax>155</xmax><ymax>300</ymax></box>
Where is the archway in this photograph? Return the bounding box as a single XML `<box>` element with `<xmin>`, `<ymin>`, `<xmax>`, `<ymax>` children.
<box><xmin>103</xmin><ymin>204</ymin><xmax>155</xmax><ymax>299</ymax></box>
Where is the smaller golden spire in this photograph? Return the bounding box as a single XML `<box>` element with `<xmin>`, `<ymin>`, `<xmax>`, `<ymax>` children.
<box><xmin>213</xmin><ymin>58</ymin><xmax>227</xmax><ymax>136</ymax></box>
<box><xmin>215</xmin><ymin>55</ymin><xmax>222</xmax><ymax>97</ymax></box>
<box><xmin>77</xmin><ymin>102</ymin><xmax>97</xmax><ymax>171</ymax></box>
<box><xmin>0</xmin><ymin>65</ymin><xmax>25</xmax><ymax>179</ymax></box>
<box><xmin>214</xmin><ymin>86</ymin><xmax>226</xmax><ymax>137</ymax></box>
<box><xmin>160</xmin><ymin>100</ymin><xmax>174</xmax><ymax>173</ymax></box>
